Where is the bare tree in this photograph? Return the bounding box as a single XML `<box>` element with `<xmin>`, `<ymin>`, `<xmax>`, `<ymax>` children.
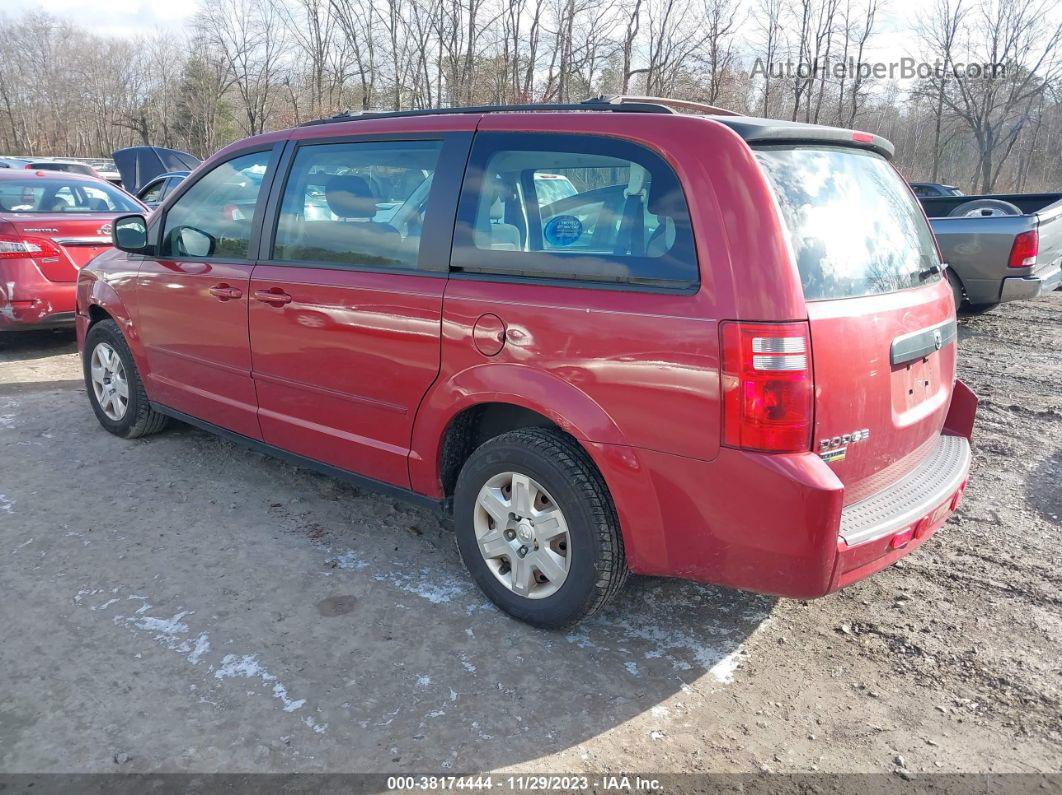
<box><xmin>198</xmin><ymin>0</ymin><xmax>287</xmax><ymax>135</ymax></box>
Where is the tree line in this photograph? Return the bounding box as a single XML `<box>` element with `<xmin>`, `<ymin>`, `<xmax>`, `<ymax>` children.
<box><xmin>0</xmin><ymin>0</ymin><xmax>1059</xmax><ymax>193</ymax></box>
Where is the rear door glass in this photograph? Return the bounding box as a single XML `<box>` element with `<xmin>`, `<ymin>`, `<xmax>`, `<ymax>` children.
<box><xmin>756</xmin><ymin>146</ymin><xmax>942</xmax><ymax>301</ymax></box>
<box><xmin>452</xmin><ymin>132</ymin><xmax>698</xmax><ymax>288</ymax></box>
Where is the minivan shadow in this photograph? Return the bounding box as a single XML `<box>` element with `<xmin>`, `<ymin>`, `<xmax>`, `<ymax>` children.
<box><xmin>153</xmin><ymin>422</ymin><xmax>776</xmax><ymax>771</ymax></box>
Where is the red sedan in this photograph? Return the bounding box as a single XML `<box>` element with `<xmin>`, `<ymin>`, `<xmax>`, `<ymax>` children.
<box><xmin>0</xmin><ymin>169</ymin><xmax>144</xmax><ymax>331</ymax></box>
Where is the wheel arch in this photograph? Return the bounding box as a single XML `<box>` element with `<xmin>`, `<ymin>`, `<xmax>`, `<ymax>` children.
<box><xmin>408</xmin><ymin>365</ymin><xmax>667</xmax><ymax>574</ymax></box>
<box><xmin>80</xmin><ymin>273</ymin><xmax>150</xmax><ymax>378</ymax></box>
<box><xmin>409</xmin><ymin>363</ymin><xmax>633</xmax><ymax>500</ymax></box>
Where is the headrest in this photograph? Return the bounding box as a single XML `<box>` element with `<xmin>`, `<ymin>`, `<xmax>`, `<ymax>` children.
<box><xmin>625</xmin><ymin>163</ymin><xmax>682</xmax><ymax>217</ymax></box>
<box><xmin>325</xmin><ymin>174</ymin><xmax>376</xmax><ymax>219</ymax></box>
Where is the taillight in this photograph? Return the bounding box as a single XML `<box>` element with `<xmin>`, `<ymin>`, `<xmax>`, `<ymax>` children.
<box><xmin>720</xmin><ymin>321</ymin><xmax>813</xmax><ymax>453</ymax></box>
<box><xmin>1008</xmin><ymin>229</ymin><xmax>1038</xmax><ymax>267</ymax></box>
<box><xmin>0</xmin><ymin>235</ymin><xmax>63</xmax><ymax>260</ymax></box>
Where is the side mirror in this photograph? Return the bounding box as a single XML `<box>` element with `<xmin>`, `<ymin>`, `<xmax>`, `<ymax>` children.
<box><xmin>112</xmin><ymin>214</ymin><xmax>150</xmax><ymax>254</ymax></box>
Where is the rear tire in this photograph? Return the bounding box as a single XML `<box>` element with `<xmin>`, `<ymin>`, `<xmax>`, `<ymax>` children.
<box><xmin>453</xmin><ymin>428</ymin><xmax>628</xmax><ymax>628</ymax></box>
<box><xmin>84</xmin><ymin>319</ymin><xmax>168</xmax><ymax>439</ymax></box>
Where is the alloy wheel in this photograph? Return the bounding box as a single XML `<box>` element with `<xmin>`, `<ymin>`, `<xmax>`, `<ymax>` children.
<box><xmin>90</xmin><ymin>342</ymin><xmax>130</xmax><ymax>421</ymax></box>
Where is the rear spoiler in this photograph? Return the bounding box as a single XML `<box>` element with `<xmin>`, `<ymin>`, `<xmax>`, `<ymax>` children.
<box><xmin>710</xmin><ymin>116</ymin><xmax>895</xmax><ymax>160</ymax></box>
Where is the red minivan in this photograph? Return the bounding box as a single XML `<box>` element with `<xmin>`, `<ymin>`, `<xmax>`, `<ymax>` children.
<box><xmin>76</xmin><ymin>98</ymin><xmax>976</xmax><ymax>628</ymax></box>
<box><xmin>0</xmin><ymin>170</ymin><xmax>145</xmax><ymax>330</ymax></box>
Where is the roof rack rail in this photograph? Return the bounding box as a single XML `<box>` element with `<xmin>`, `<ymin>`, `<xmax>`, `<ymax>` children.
<box><xmin>299</xmin><ymin>98</ymin><xmax>679</xmax><ymax>127</ymax></box>
<box><xmin>588</xmin><ymin>94</ymin><xmax>740</xmax><ymax>116</ymax></box>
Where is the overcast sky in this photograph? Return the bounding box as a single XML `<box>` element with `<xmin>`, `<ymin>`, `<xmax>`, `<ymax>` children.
<box><xmin>5</xmin><ymin>0</ymin><xmax>201</xmax><ymax>38</ymax></box>
<box><xmin>1</xmin><ymin>0</ymin><xmax>962</xmax><ymax>69</ymax></box>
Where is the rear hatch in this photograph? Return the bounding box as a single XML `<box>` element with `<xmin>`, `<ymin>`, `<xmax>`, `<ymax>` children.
<box><xmin>2</xmin><ymin>215</ymin><xmax>114</xmax><ymax>281</ymax></box>
<box><xmin>755</xmin><ymin>145</ymin><xmax>956</xmax><ymax>504</ymax></box>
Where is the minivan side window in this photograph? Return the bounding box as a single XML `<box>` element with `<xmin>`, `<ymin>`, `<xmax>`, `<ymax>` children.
<box><xmin>271</xmin><ymin>140</ymin><xmax>442</xmax><ymax>271</ymax></box>
<box><xmin>452</xmin><ymin>133</ymin><xmax>698</xmax><ymax>288</ymax></box>
<box><xmin>161</xmin><ymin>151</ymin><xmax>271</xmax><ymax>260</ymax></box>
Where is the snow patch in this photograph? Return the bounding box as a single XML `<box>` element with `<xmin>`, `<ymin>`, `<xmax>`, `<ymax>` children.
<box><xmin>373</xmin><ymin>567</ymin><xmax>472</xmax><ymax>604</ymax></box>
<box><xmin>0</xmin><ymin>495</ymin><xmax>14</xmax><ymax>514</ymax></box>
<box><xmin>708</xmin><ymin>648</ymin><xmax>745</xmax><ymax>684</ymax></box>
<box><xmin>188</xmin><ymin>633</ymin><xmax>211</xmax><ymax>664</ymax></box>
<box><xmin>0</xmin><ymin>398</ymin><xmax>17</xmax><ymax>429</ymax></box>
<box><xmin>83</xmin><ymin>588</ymin><xmax>324</xmax><ymax>732</ymax></box>
<box><xmin>215</xmin><ymin>654</ymin><xmax>308</xmax><ymax>714</ymax></box>
<box><xmin>331</xmin><ymin>549</ymin><xmax>368</xmax><ymax>570</ymax></box>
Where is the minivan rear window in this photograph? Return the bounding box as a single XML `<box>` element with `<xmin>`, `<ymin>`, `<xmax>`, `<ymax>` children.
<box><xmin>755</xmin><ymin>146</ymin><xmax>941</xmax><ymax>301</ymax></box>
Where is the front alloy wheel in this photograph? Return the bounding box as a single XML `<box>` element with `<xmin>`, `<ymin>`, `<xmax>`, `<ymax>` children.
<box><xmin>83</xmin><ymin>318</ymin><xmax>168</xmax><ymax>438</ymax></box>
<box><xmin>89</xmin><ymin>342</ymin><xmax>129</xmax><ymax>421</ymax></box>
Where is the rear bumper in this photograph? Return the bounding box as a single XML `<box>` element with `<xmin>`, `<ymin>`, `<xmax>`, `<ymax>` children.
<box><xmin>832</xmin><ymin>434</ymin><xmax>971</xmax><ymax>589</ymax></box>
<box><xmin>596</xmin><ymin>380</ymin><xmax>978</xmax><ymax>599</ymax></box>
<box><xmin>0</xmin><ymin>260</ymin><xmax>76</xmax><ymax>331</ymax></box>
<box><xmin>999</xmin><ymin>262</ymin><xmax>1061</xmax><ymax>303</ymax></box>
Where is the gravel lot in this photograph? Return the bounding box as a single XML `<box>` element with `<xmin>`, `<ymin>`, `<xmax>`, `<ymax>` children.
<box><xmin>1</xmin><ymin>292</ymin><xmax>1060</xmax><ymax>776</ymax></box>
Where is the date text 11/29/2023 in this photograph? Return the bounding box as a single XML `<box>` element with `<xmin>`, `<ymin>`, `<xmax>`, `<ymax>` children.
<box><xmin>386</xmin><ymin>775</ymin><xmax>664</xmax><ymax>791</ymax></box>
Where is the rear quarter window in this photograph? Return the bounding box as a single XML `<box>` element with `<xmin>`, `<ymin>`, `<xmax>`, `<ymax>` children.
<box><xmin>756</xmin><ymin>146</ymin><xmax>942</xmax><ymax>301</ymax></box>
<box><xmin>452</xmin><ymin>133</ymin><xmax>699</xmax><ymax>289</ymax></box>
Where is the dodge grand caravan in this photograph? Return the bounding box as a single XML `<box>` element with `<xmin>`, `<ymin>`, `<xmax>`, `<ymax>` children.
<box><xmin>76</xmin><ymin>97</ymin><xmax>977</xmax><ymax>628</ymax></box>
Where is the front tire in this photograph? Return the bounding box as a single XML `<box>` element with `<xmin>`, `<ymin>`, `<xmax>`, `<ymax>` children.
<box><xmin>453</xmin><ymin>428</ymin><xmax>628</xmax><ymax>628</ymax></box>
<box><xmin>84</xmin><ymin>319</ymin><xmax>168</xmax><ymax>438</ymax></box>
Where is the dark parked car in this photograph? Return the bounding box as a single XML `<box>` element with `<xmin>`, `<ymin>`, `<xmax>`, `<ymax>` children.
<box><xmin>910</xmin><ymin>182</ymin><xmax>964</xmax><ymax>198</ymax></box>
<box><xmin>136</xmin><ymin>171</ymin><xmax>190</xmax><ymax>209</ymax></box>
<box><xmin>112</xmin><ymin>146</ymin><xmax>200</xmax><ymax>194</ymax></box>
<box><xmin>77</xmin><ymin>99</ymin><xmax>976</xmax><ymax>627</ymax></box>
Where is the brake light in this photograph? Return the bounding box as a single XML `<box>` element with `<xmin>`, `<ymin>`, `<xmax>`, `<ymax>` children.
<box><xmin>720</xmin><ymin>321</ymin><xmax>813</xmax><ymax>453</ymax></box>
<box><xmin>0</xmin><ymin>235</ymin><xmax>63</xmax><ymax>260</ymax></box>
<box><xmin>1007</xmin><ymin>230</ymin><xmax>1038</xmax><ymax>267</ymax></box>
<box><xmin>852</xmin><ymin>132</ymin><xmax>874</xmax><ymax>143</ymax></box>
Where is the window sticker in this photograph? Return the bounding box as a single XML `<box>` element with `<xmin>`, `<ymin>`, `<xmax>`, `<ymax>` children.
<box><xmin>544</xmin><ymin>214</ymin><xmax>582</xmax><ymax>247</ymax></box>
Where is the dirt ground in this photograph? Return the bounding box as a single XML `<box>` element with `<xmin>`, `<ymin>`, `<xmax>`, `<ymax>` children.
<box><xmin>1</xmin><ymin>292</ymin><xmax>1060</xmax><ymax>778</ymax></box>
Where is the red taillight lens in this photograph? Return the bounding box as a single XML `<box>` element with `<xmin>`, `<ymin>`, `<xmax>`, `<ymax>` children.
<box><xmin>1008</xmin><ymin>229</ymin><xmax>1038</xmax><ymax>268</ymax></box>
<box><xmin>0</xmin><ymin>235</ymin><xmax>63</xmax><ymax>260</ymax></box>
<box><xmin>720</xmin><ymin>321</ymin><xmax>814</xmax><ymax>453</ymax></box>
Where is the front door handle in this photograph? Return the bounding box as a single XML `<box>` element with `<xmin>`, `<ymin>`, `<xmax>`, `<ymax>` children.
<box><xmin>253</xmin><ymin>288</ymin><xmax>293</xmax><ymax>306</ymax></box>
<box><xmin>208</xmin><ymin>284</ymin><xmax>243</xmax><ymax>301</ymax></box>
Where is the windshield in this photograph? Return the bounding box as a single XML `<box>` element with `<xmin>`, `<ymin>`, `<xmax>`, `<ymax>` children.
<box><xmin>0</xmin><ymin>177</ymin><xmax>141</xmax><ymax>214</ymax></box>
<box><xmin>756</xmin><ymin>146</ymin><xmax>941</xmax><ymax>301</ymax></box>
